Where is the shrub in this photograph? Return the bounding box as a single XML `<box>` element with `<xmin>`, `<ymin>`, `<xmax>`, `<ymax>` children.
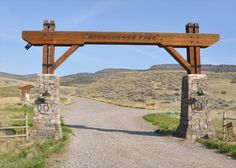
<box><xmin>231</xmin><ymin>78</ymin><xmax>236</xmax><ymax>84</ymax></box>
<box><xmin>220</xmin><ymin>91</ymin><xmax>227</xmax><ymax>94</ymax></box>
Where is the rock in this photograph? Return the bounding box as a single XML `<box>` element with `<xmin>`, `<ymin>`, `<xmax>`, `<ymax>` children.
<box><xmin>176</xmin><ymin>74</ymin><xmax>215</xmax><ymax>140</ymax></box>
<box><xmin>31</xmin><ymin>74</ymin><xmax>62</xmax><ymax>140</ymax></box>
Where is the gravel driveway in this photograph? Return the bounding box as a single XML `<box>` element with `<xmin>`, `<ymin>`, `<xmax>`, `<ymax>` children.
<box><xmin>51</xmin><ymin>97</ymin><xmax>236</xmax><ymax>168</ymax></box>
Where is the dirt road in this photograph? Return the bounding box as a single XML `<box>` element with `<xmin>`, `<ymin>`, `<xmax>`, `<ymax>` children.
<box><xmin>53</xmin><ymin>97</ymin><xmax>236</xmax><ymax>168</ymax></box>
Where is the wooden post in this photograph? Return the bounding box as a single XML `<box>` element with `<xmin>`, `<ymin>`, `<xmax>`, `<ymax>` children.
<box><xmin>222</xmin><ymin>111</ymin><xmax>226</xmax><ymax>140</ymax></box>
<box><xmin>186</xmin><ymin>23</ymin><xmax>196</xmax><ymax>74</ymax></box>
<box><xmin>49</xmin><ymin>20</ymin><xmax>55</xmax><ymax>74</ymax></box>
<box><xmin>42</xmin><ymin>20</ymin><xmax>49</xmax><ymax>74</ymax></box>
<box><xmin>25</xmin><ymin>110</ymin><xmax>28</xmax><ymax>139</ymax></box>
<box><xmin>194</xmin><ymin>23</ymin><xmax>201</xmax><ymax>74</ymax></box>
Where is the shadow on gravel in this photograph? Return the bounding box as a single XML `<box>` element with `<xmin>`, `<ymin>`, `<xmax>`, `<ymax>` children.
<box><xmin>65</xmin><ymin>124</ymin><xmax>162</xmax><ymax>137</ymax></box>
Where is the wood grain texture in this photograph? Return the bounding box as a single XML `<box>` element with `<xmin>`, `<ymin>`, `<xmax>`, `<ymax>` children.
<box><xmin>22</xmin><ymin>31</ymin><xmax>219</xmax><ymax>48</ymax></box>
<box><xmin>22</xmin><ymin>21</ymin><xmax>220</xmax><ymax>74</ymax></box>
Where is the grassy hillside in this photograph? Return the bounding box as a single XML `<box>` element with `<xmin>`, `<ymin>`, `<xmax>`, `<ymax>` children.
<box><xmin>76</xmin><ymin>70</ymin><xmax>184</xmax><ymax>110</ymax></box>
<box><xmin>1</xmin><ymin>64</ymin><xmax>236</xmax><ymax>85</ymax></box>
<box><xmin>149</xmin><ymin>64</ymin><xmax>236</xmax><ymax>72</ymax></box>
<box><xmin>75</xmin><ymin>70</ymin><xmax>236</xmax><ymax>116</ymax></box>
<box><xmin>0</xmin><ymin>72</ymin><xmax>37</xmax><ymax>82</ymax></box>
<box><xmin>61</xmin><ymin>64</ymin><xmax>236</xmax><ymax>86</ymax></box>
<box><xmin>1</xmin><ymin>64</ymin><xmax>236</xmax><ymax>114</ymax></box>
<box><xmin>0</xmin><ymin>65</ymin><xmax>235</xmax><ymax>157</ymax></box>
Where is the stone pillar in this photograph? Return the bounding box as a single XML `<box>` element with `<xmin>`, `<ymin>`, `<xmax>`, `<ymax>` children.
<box><xmin>176</xmin><ymin>74</ymin><xmax>215</xmax><ymax>140</ymax></box>
<box><xmin>31</xmin><ymin>74</ymin><xmax>62</xmax><ymax>139</ymax></box>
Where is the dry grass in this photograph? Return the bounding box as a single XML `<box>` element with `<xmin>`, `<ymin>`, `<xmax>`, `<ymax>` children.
<box><xmin>0</xmin><ymin>77</ymin><xmax>32</xmax><ymax>87</ymax></box>
<box><xmin>60</xmin><ymin>97</ymin><xmax>73</xmax><ymax>105</ymax></box>
<box><xmin>0</xmin><ymin>97</ymin><xmax>20</xmax><ymax>109</ymax></box>
<box><xmin>59</xmin><ymin>86</ymin><xmax>76</xmax><ymax>96</ymax></box>
<box><xmin>76</xmin><ymin>70</ymin><xmax>184</xmax><ymax>111</ymax></box>
<box><xmin>75</xmin><ymin>70</ymin><xmax>236</xmax><ymax>140</ymax></box>
<box><xmin>75</xmin><ymin>71</ymin><xmax>236</xmax><ymax>116</ymax></box>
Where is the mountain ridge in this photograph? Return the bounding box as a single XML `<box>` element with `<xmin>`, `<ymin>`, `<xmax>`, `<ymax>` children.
<box><xmin>1</xmin><ymin>64</ymin><xmax>236</xmax><ymax>85</ymax></box>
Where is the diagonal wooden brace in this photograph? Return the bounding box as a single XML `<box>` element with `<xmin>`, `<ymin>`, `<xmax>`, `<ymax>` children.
<box><xmin>163</xmin><ymin>46</ymin><xmax>191</xmax><ymax>72</ymax></box>
<box><xmin>53</xmin><ymin>45</ymin><xmax>80</xmax><ymax>71</ymax></box>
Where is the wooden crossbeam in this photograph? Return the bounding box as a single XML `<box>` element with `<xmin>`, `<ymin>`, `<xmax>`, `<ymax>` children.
<box><xmin>22</xmin><ymin>21</ymin><xmax>220</xmax><ymax>74</ymax></box>
<box><xmin>22</xmin><ymin>31</ymin><xmax>219</xmax><ymax>48</ymax></box>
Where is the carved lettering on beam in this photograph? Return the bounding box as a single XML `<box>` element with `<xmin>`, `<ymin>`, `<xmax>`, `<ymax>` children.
<box><xmin>22</xmin><ymin>31</ymin><xmax>219</xmax><ymax>48</ymax></box>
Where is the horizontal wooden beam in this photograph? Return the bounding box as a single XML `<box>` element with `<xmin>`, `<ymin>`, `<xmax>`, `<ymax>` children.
<box><xmin>22</xmin><ymin>31</ymin><xmax>219</xmax><ymax>48</ymax></box>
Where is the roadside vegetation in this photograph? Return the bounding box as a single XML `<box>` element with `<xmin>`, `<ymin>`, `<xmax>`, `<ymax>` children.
<box><xmin>143</xmin><ymin>112</ymin><xmax>179</xmax><ymax>135</ymax></box>
<box><xmin>0</xmin><ymin>105</ymin><xmax>72</xmax><ymax>168</ymax></box>
<box><xmin>197</xmin><ymin>139</ymin><xmax>236</xmax><ymax>158</ymax></box>
<box><xmin>0</xmin><ymin>86</ymin><xmax>20</xmax><ymax>97</ymax></box>
<box><xmin>60</xmin><ymin>97</ymin><xmax>73</xmax><ymax>105</ymax></box>
<box><xmin>144</xmin><ymin>112</ymin><xmax>236</xmax><ymax>159</ymax></box>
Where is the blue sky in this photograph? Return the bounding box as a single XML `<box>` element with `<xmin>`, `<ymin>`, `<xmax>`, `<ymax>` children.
<box><xmin>0</xmin><ymin>0</ymin><xmax>235</xmax><ymax>75</ymax></box>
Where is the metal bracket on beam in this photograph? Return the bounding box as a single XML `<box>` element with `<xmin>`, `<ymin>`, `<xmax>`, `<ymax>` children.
<box><xmin>42</xmin><ymin>64</ymin><xmax>54</xmax><ymax>67</ymax></box>
<box><xmin>191</xmin><ymin>65</ymin><xmax>201</xmax><ymax>67</ymax></box>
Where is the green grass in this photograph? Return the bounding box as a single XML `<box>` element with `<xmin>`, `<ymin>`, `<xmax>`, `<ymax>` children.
<box><xmin>197</xmin><ymin>139</ymin><xmax>236</xmax><ymax>158</ymax></box>
<box><xmin>0</xmin><ymin>86</ymin><xmax>20</xmax><ymax>97</ymax></box>
<box><xmin>143</xmin><ymin>112</ymin><xmax>236</xmax><ymax>159</ymax></box>
<box><xmin>0</xmin><ymin>121</ymin><xmax>72</xmax><ymax>168</ymax></box>
<box><xmin>60</xmin><ymin>97</ymin><xmax>73</xmax><ymax>105</ymax></box>
<box><xmin>0</xmin><ymin>105</ymin><xmax>72</xmax><ymax>168</ymax></box>
<box><xmin>143</xmin><ymin>112</ymin><xmax>179</xmax><ymax>135</ymax></box>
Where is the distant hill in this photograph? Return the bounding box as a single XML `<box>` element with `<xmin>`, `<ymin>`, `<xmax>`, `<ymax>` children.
<box><xmin>95</xmin><ymin>68</ymin><xmax>132</xmax><ymax>75</ymax></box>
<box><xmin>148</xmin><ymin>64</ymin><xmax>183</xmax><ymax>71</ymax></box>
<box><xmin>61</xmin><ymin>64</ymin><xmax>236</xmax><ymax>86</ymax></box>
<box><xmin>149</xmin><ymin>64</ymin><xmax>236</xmax><ymax>72</ymax></box>
<box><xmin>60</xmin><ymin>73</ymin><xmax>97</xmax><ymax>86</ymax></box>
<box><xmin>61</xmin><ymin>68</ymin><xmax>133</xmax><ymax>86</ymax></box>
<box><xmin>1</xmin><ymin>64</ymin><xmax>236</xmax><ymax>86</ymax></box>
<box><xmin>0</xmin><ymin>72</ymin><xmax>37</xmax><ymax>82</ymax></box>
<box><xmin>202</xmin><ymin>64</ymin><xmax>236</xmax><ymax>72</ymax></box>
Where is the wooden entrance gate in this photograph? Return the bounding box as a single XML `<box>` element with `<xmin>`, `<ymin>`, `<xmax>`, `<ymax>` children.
<box><xmin>22</xmin><ymin>20</ymin><xmax>219</xmax><ymax>74</ymax></box>
<box><xmin>22</xmin><ymin>21</ymin><xmax>220</xmax><ymax>140</ymax></box>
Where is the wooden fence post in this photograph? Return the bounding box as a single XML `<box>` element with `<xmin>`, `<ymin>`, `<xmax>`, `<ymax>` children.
<box><xmin>222</xmin><ymin>111</ymin><xmax>226</xmax><ymax>140</ymax></box>
<box><xmin>25</xmin><ymin>110</ymin><xmax>29</xmax><ymax>139</ymax></box>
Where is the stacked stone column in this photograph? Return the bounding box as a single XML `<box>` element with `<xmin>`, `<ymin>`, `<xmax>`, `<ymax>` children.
<box><xmin>31</xmin><ymin>74</ymin><xmax>62</xmax><ymax>139</ymax></box>
<box><xmin>176</xmin><ymin>74</ymin><xmax>215</xmax><ymax>140</ymax></box>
